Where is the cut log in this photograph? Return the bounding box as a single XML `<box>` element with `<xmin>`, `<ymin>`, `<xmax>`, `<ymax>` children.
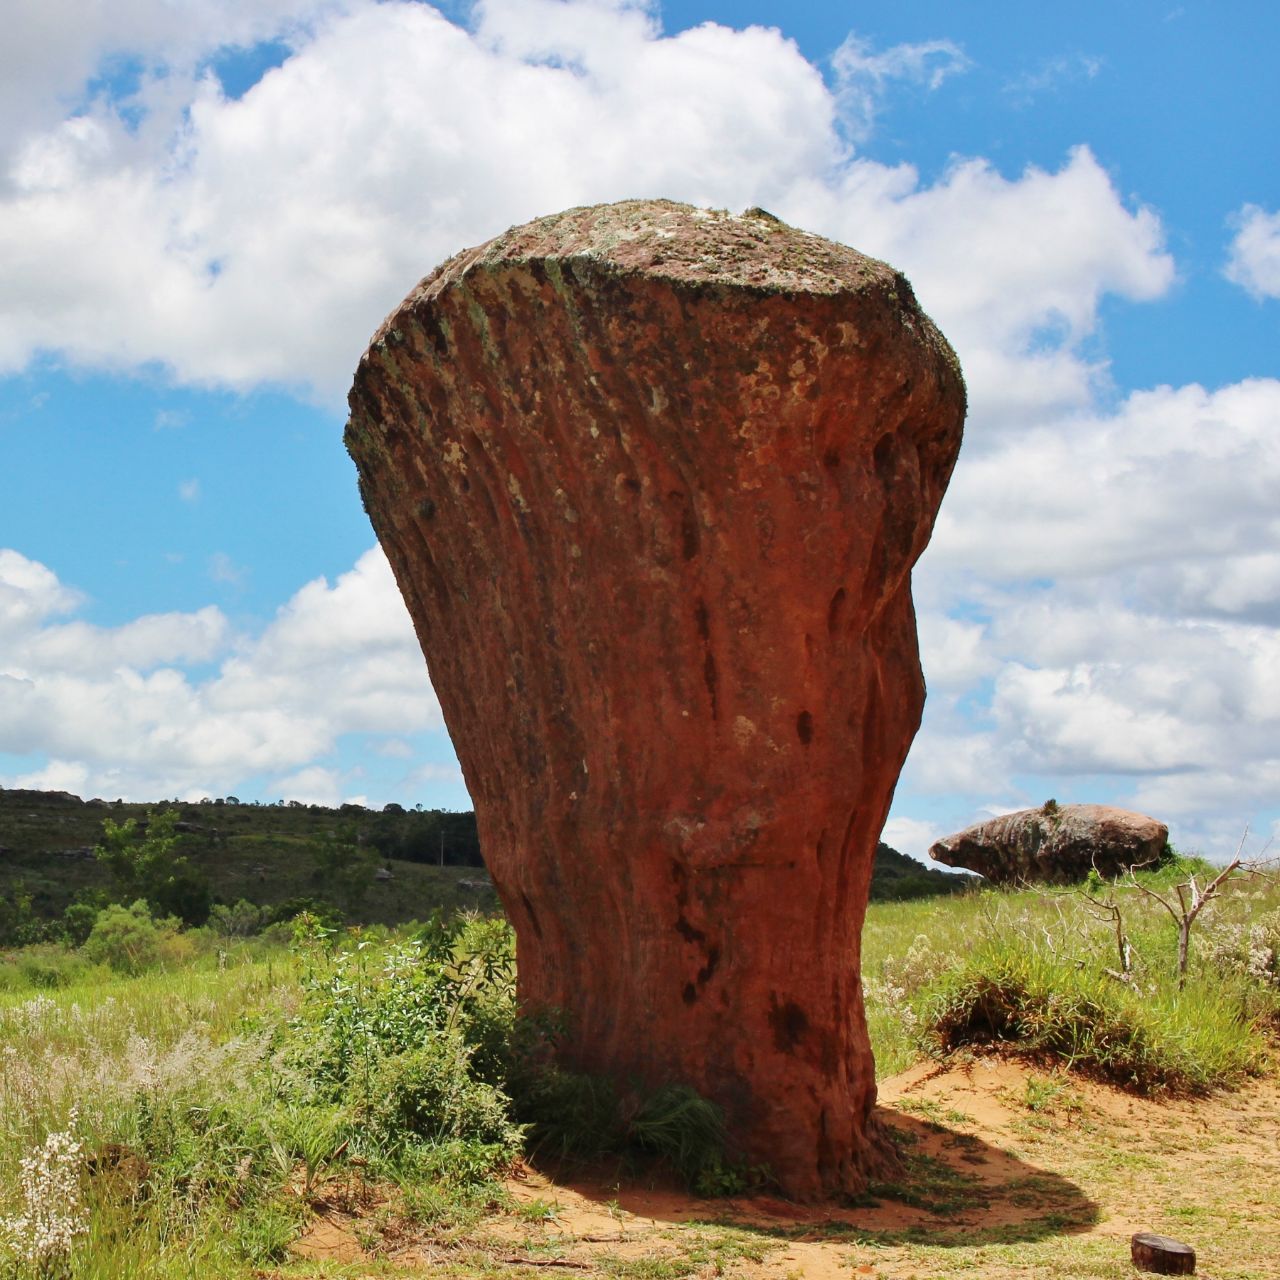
<box><xmin>1131</xmin><ymin>1232</ymin><xmax>1196</xmax><ymax>1275</ymax></box>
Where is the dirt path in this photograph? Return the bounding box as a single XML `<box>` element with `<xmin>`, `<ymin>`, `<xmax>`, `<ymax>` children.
<box><xmin>292</xmin><ymin>1058</ymin><xmax>1280</xmax><ymax>1279</ymax></box>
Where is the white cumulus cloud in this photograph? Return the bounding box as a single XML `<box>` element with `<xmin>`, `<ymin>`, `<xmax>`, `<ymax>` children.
<box><xmin>0</xmin><ymin>546</ymin><xmax>440</xmax><ymax>801</ymax></box>
<box><xmin>1225</xmin><ymin>203</ymin><xmax>1280</xmax><ymax>300</ymax></box>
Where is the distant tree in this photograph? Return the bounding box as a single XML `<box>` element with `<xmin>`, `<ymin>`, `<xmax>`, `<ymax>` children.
<box><xmin>266</xmin><ymin>897</ymin><xmax>343</xmax><ymax>930</ymax></box>
<box><xmin>95</xmin><ymin>808</ymin><xmax>212</xmax><ymax>926</ymax></box>
<box><xmin>366</xmin><ymin>808</ymin><xmax>483</xmax><ymax>867</ymax></box>
<box><xmin>208</xmin><ymin>899</ymin><xmax>267</xmax><ymax>938</ymax></box>
<box><xmin>0</xmin><ymin>881</ymin><xmax>46</xmax><ymax>947</ymax></box>
<box><xmin>61</xmin><ymin>901</ymin><xmax>99</xmax><ymax>947</ymax></box>
<box><xmin>310</xmin><ymin>830</ymin><xmax>377</xmax><ymax>914</ymax></box>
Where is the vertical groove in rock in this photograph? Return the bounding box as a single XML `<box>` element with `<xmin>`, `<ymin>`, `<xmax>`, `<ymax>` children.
<box><xmin>346</xmin><ymin>199</ymin><xmax>965</xmax><ymax>1200</ymax></box>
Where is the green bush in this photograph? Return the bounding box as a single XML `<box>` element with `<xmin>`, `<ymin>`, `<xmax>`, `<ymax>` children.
<box><xmin>628</xmin><ymin>1083</ymin><xmax>741</xmax><ymax>1193</ymax></box>
<box><xmin>0</xmin><ymin>882</ymin><xmax>49</xmax><ymax>948</ymax></box>
<box><xmin>81</xmin><ymin>901</ymin><xmax>170</xmax><ymax>975</ymax></box>
<box><xmin>279</xmin><ymin>917</ymin><xmax>524</xmax><ymax>1183</ymax></box>
<box><xmin>207</xmin><ymin>899</ymin><xmax>268</xmax><ymax>938</ymax></box>
<box><xmin>61</xmin><ymin>901</ymin><xmax>99</xmax><ymax>947</ymax></box>
<box><xmin>511</xmin><ymin>1064</ymin><xmax>623</xmax><ymax>1159</ymax></box>
<box><xmin>95</xmin><ymin>808</ymin><xmax>212</xmax><ymax>926</ymax></box>
<box><xmin>367</xmin><ymin>1033</ymin><xmax>522</xmax><ymax>1152</ymax></box>
<box><xmin>281</xmin><ymin>920</ymin><xmax>745</xmax><ymax>1192</ymax></box>
<box><xmin>13</xmin><ymin>944</ymin><xmax>92</xmax><ymax>990</ymax></box>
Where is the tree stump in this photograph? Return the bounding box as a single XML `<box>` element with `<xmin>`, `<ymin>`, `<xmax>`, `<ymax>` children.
<box><xmin>346</xmin><ymin>199</ymin><xmax>965</xmax><ymax>1199</ymax></box>
<box><xmin>1131</xmin><ymin>1232</ymin><xmax>1196</xmax><ymax>1275</ymax></box>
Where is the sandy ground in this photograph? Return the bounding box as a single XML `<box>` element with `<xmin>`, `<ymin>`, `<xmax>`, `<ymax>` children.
<box><xmin>290</xmin><ymin>1056</ymin><xmax>1280</xmax><ymax>1279</ymax></box>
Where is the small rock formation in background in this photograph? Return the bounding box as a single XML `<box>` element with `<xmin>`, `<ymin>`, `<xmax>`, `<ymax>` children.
<box><xmin>929</xmin><ymin>802</ymin><xmax>1170</xmax><ymax>885</ymax></box>
<box><xmin>346</xmin><ymin>199</ymin><xmax>965</xmax><ymax>1199</ymax></box>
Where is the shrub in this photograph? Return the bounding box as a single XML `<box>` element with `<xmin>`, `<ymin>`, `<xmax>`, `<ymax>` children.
<box><xmin>94</xmin><ymin>808</ymin><xmax>212</xmax><ymax>926</ymax></box>
<box><xmin>367</xmin><ymin>1034</ymin><xmax>522</xmax><ymax>1153</ymax></box>
<box><xmin>512</xmin><ymin>1065</ymin><xmax>623</xmax><ymax>1160</ymax></box>
<box><xmin>0</xmin><ymin>882</ymin><xmax>49</xmax><ymax>948</ymax></box>
<box><xmin>280</xmin><ymin>918</ymin><xmax>524</xmax><ymax>1183</ymax></box>
<box><xmin>1201</xmin><ymin>907</ymin><xmax>1280</xmax><ymax>988</ymax></box>
<box><xmin>628</xmin><ymin>1083</ymin><xmax>733</xmax><ymax>1191</ymax></box>
<box><xmin>81</xmin><ymin>901</ymin><xmax>171</xmax><ymax>975</ymax></box>
<box><xmin>61</xmin><ymin>901</ymin><xmax>99</xmax><ymax>947</ymax></box>
<box><xmin>12</xmin><ymin>944</ymin><xmax>92</xmax><ymax>991</ymax></box>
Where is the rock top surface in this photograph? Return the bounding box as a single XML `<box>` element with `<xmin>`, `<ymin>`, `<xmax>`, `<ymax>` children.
<box><xmin>378</xmin><ymin>199</ymin><xmax>938</xmax><ymax>327</ymax></box>
<box><xmin>929</xmin><ymin>803</ymin><xmax>1170</xmax><ymax>884</ymax></box>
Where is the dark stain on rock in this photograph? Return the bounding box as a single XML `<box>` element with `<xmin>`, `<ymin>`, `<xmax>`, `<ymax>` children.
<box><xmin>694</xmin><ymin>599</ymin><xmax>711</xmax><ymax>642</ymax></box>
<box><xmin>693</xmin><ymin>599</ymin><xmax>719</xmax><ymax>717</ymax></box>
<box><xmin>796</xmin><ymin>710</ymin><xmax>814</xmax><ymax>745</ymax></box>
<box><xmin>675</xmin><ymin>914</ymin><xmax>707</xmax><ymax>944</ymax></box>
<box><xmin>696</xmin><ymin>944</ymin><xmax>720</xmax><ymax>987</ymax></box>
<box><xmin>768</xmin><ymin>995</ymin><xmax>809</xmax><ymax>1053</ymax></box>
<box><xmin>418</xmin><ymin>314</ymin><xmax>450</xmax><ymax>357</ymax></box>
<box><xmin>703</xmin><ymin>651</ymin><xmax>719</xmax><ymax>718</ymax></box>
<box><xmin>681</xmin><ymin>507</ymin><xmax>700</xmax><ymax>561</ymax></box>
<box><xmin>827</xmin><ymin>586</ymin><xmax>846</xmax><ymax>636</ymax></box>
<box><xmin>873</xmin><ymin>432</ymin><xmax>897</xmax><ymax>485</ymax></box>
<box><xmin>520</xmin><ymin>890</ymin><xmax>543</xmax><ymax>939</ymax></box>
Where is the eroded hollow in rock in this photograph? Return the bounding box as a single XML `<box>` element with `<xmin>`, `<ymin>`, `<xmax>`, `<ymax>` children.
<box><xmin>346</xmin><ymin>199</ymin><xmax>966</xmax><ymax>1199</ymax></box>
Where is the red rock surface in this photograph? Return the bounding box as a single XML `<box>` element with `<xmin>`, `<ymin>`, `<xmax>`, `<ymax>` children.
<box><xmin>929</xmin><ymin>803</ymin><xmax>1170</xmax><ymax>884</ymax></box>
<box><xmin>346</xmin><ymin>200</ymin><xmax>965</xmax><ymax>1199</ymax></box>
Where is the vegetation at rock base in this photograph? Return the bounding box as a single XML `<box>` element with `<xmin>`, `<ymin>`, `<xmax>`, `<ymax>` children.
<box><xmin>1</xmin><ymin>786</ymin><xmax>1277</xmax><ymax>1276</ymax></box>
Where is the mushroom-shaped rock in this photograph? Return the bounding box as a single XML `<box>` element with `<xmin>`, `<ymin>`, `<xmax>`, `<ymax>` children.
<box><xmin>346</xmin><ymin>199</ymin><xmax>966</xmax><ymax>1199</ymax></box>
<box><xmin>929</xmin><ymin>803</ymin><xmax>1170</xmax><ymax>885</ymax></box>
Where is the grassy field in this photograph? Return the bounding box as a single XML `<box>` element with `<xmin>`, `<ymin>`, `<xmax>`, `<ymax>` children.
<box><xmin>0</xmin><ymin>861</ymin><xmax>1277</xmax><ymax>1278</ymax></box>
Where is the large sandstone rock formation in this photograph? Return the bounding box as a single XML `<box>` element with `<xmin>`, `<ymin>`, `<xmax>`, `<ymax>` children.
<box><xmin>346</xmin><ymin>200</ymin><xmax>965</xmax><ymax>1199</ymax></box>
<box><xmin>929</xmin><ymin>802</ymin><xmax>1170</xmax><ymax>884</ymax></box>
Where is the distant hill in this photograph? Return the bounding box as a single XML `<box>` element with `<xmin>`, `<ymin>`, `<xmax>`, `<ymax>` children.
<box><xmin>0</xmin><ymin>787</ymin><xmax>967</xmax><ymax>935</ymax></box>
<box><xmin>871</xmin><ymin>840</ymin><xmax>974</xmax><ymax>900</ymax></box>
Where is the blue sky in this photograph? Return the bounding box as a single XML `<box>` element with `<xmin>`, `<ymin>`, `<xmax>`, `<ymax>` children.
<box><xmin>1</xmin><ymin>0</ymin><xmax>1277</xmax><ymax>861</ymax></box>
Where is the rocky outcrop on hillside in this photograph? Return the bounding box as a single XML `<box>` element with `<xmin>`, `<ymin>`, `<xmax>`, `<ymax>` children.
<box><xmin>347</xmin><ymin>199</ymin><xmax>965</xmax><ymax>1197</ymax></box>
<box><xmin>929</xmin><ymin>802</ymin><xmax>1169</xmax><ymax>884</ymax></box>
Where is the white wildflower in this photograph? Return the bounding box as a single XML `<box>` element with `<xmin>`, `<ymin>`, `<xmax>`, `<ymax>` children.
<box><xmin>0</xmin><ymin>1110</ymin><xmax>88</xmax><ymax>1269</ymax></box>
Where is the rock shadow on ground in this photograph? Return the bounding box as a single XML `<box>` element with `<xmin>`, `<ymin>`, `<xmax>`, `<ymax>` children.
<box><xmin>511</xmin><ymin>1093</ymin><xmax>1098</xmax><ymax>1252</ymax></box>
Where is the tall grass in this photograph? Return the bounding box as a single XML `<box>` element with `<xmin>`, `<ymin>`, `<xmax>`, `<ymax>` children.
<box><xmin>861</xmin><ymin>864</ymin><xmax>1280</xmax><ymax>1088</ymax></box>
<box><xmin>918</xmin><ymin>945</ymin><xmax>1261</xmax><ymax>1091</ymax></box>
<box><xmin>0</xmin><ymin>945</ymin><xmax>297</xmax><ymax>1278</ymax></box>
